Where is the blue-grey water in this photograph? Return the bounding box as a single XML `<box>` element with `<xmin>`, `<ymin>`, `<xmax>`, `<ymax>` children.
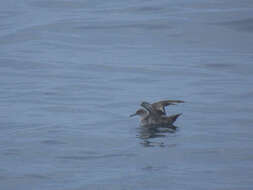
<box><xmin>1</xmin><ymin>0</ymin><xmax>253</xmax><ymax>189</ymax></box>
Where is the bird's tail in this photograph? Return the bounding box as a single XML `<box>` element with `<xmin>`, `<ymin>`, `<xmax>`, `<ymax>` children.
<box><xmin>170</xmin><ymin>113</ymin><xmax>182</xmax><ymax>124</ymax></box>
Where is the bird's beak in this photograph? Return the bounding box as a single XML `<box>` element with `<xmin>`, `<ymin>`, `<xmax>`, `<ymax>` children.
<box><xmin>129</xmin><ymin>113</ymin><xmax>137</xmax><ymax>117</ymax></box>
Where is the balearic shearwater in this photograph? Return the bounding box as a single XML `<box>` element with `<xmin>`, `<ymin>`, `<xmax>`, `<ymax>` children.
<box><xmin>130</xmin><ymin>100</ymin><xmax>183</xmax><ymax>127</ymax></box>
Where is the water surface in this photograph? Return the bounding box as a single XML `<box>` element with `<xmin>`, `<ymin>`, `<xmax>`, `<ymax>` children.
<box><xmin>0</xmin><ymin>0</ymin><xmax>253</xmax><ymax>189</ymax></box>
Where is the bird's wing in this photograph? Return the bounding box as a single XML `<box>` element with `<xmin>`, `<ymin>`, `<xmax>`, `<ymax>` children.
<box><xmin>140</xmin><ymin>101</ymin><xmax>153</xmax><ymax>114</ymax></box>
<box><xmin>152</xmin><ymin>100</ymin><xmax>184</xmax><ymax>114</ymax></box>
<box><xmin>141</xmin><ymin>101</ymin><xmax>165</xmax><ymax>121</ymax></box>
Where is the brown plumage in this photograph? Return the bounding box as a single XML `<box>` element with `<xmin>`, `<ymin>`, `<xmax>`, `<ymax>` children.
<box><xmin>150</xmin><ymin>100</ymin><xmax>184</xmax><ymax>115</ymax></box>
<box><xmin>130</xmin><ymin>100</ymin><xmax>183</xmax><ymax>127</ymax></box>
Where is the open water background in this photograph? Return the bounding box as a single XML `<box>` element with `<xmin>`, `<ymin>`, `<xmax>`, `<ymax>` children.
<box><xmin>0</xmin><ymin>0</ymin><xmax>253</xmax><ymax>189</ymax></box>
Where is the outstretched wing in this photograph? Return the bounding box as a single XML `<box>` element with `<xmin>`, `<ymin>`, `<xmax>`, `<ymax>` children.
<box><xmin>151</xmin><ymin>100</ymin><xmax>184</xmax><ymax>115</ymax></box>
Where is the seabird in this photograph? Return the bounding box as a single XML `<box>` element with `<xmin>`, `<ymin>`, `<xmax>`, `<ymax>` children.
<box><xmin>130</xmin><ymin>100</ymin><xmax>183</xmax><ymax>127</ymax></box>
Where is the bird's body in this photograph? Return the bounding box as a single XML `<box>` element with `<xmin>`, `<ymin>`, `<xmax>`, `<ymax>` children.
<box><xmin>153</xmin><ymin>113</ymin><xmax>182</xmax><ymax>127</ymax></box>
<box><xmin>130</xmin><ymin>100</ymin><xmax>183</xmax><ymax>127</ymax></box>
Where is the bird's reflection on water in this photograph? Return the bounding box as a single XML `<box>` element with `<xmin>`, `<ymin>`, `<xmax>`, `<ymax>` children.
<box><xmin>137</xmin><ymin>125</ymin><xmax>178</xmax><ymax>147</ymax></box>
